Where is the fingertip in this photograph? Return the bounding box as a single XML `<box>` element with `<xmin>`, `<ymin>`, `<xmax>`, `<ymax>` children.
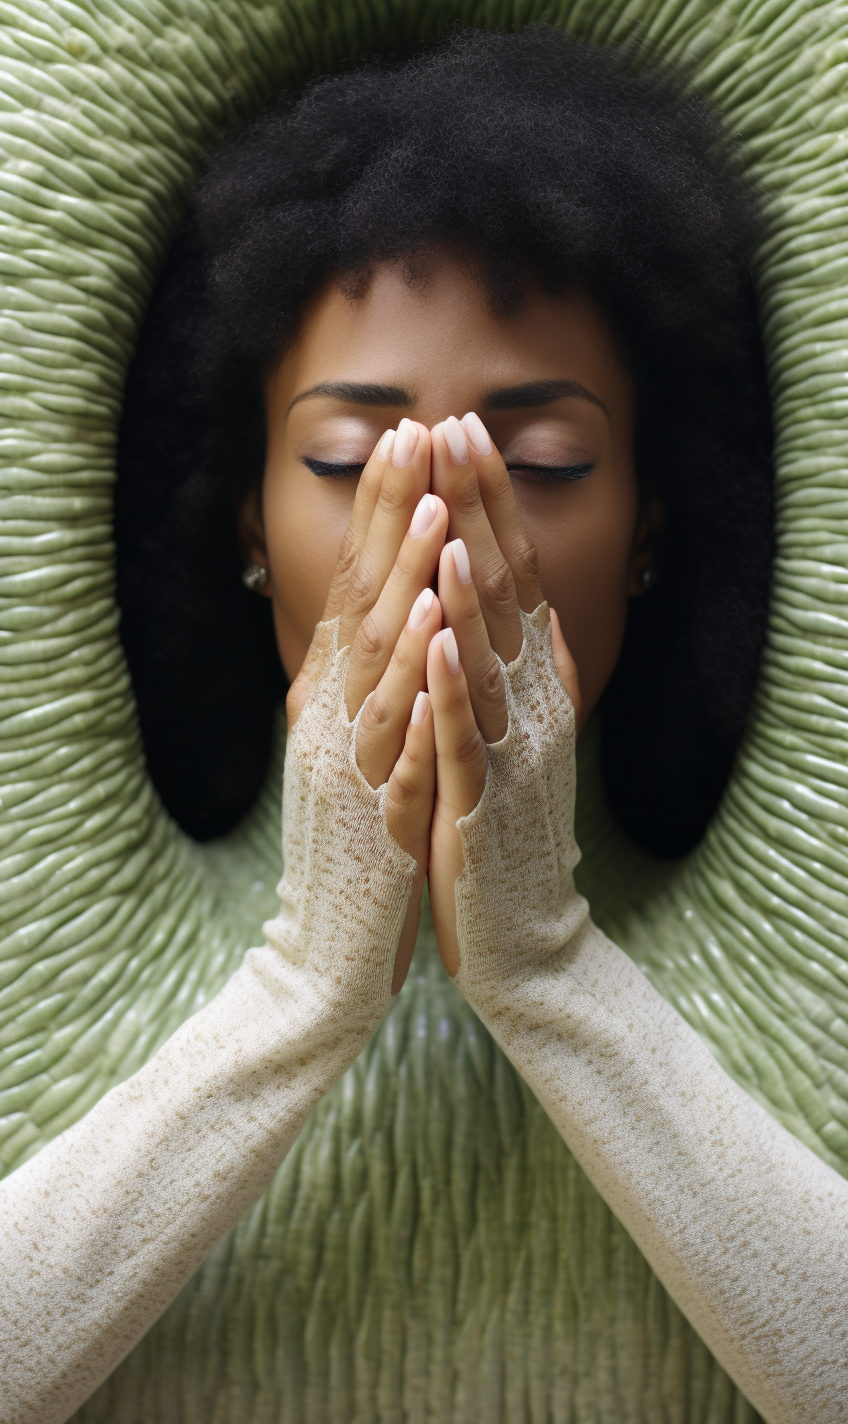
<box><xmin>409</xmin><ymin>420</ymin><xmax>432</xmax><ymax>462</ymax></box>
<box><xmin>426</xmin><ymin>626</ymin><xmax>446</xmax><ymax>683</ymax></box>
<box><xmin>434</xmin><ymin>626</ymin><xmax>460</xmax><ymax>675</ymax></box>
<box><xmin>461</xmin><ymin>411</ymin><xmax>493</xmax><ymax>456</ymax></box>
<box><xmin>411</xmin><ymin>689</ymin><xmax>430</xmax><ymax>726</ymax></box>
<box><xmin>376</xmin><ymin>428</ymin><xmax>396</xmax><ymax>462</ymax></box>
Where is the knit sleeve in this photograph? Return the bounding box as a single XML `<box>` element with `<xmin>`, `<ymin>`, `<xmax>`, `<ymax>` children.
<box><xmin>0</xmin><ymin>617</ymin><xmax>416</xmax><ymax>1424</ymax></box>
<box><xmin>452</xmin><ymin>603</ymin><xmax>848</xmax><ymax>1424</ymax></box>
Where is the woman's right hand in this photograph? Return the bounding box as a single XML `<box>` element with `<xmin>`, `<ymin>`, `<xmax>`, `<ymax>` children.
<box><xmin>285</xmin><ymin>417</ymin><xmax>446</xmax><ymax>992</ymax></box>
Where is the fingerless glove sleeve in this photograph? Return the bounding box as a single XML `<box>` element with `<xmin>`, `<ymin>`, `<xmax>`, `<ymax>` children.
<box><xmin>0</xmin><ymin>618</ymin><xmax>416</xmax><ymax>1424</ymax></box>
<box><xmin>453</xmin><ymin>604</ymin><xmax>848</xmax><ymax>1424</ymax></box>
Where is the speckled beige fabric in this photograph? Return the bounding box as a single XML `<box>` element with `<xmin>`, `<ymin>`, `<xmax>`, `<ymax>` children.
<box><xmin>0</xmin><ymin>616</ymin><xmax>416</xmax><ymax>1424</ymax></box>
<box><xmin>454</xmin><ymin>603</ymin><xmax>848</xmax><ymax>1424</ymax></box>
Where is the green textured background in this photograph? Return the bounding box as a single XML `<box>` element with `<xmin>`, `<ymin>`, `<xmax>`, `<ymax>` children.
<box><xmin>1</xmin><ymin>1</ymin><xmax>846</xmax><ymax>1419</ymax></box>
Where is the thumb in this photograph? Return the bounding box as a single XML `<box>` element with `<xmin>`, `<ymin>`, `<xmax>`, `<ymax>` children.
<box><xmin>550</xmin><ymin>606</ymin><xmax>582</xmax><ymax>726</ymax></box>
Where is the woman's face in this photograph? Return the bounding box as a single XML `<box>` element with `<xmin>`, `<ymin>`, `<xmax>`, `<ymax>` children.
<box><xmin>250</xmin><ymin>253</ymin><xmax>658</xmax><ymax>727</ymax></box>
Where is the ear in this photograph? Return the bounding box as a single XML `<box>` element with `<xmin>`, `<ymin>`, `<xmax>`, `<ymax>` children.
<box><xmin>237</xmin><ymin>482</ymin><xmax>273</xmax><ymax>598</ymax></box>
<box><xmin>627</xmin><ymin>485</ymin><xmax>666</xmax><ymax>597</ymax></box>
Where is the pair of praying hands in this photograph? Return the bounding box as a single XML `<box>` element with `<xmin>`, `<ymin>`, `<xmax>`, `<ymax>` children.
<box><xmin>286</xmin><ymin>413</ymin><xmax>579</xmax><ymax>992</ymax></box>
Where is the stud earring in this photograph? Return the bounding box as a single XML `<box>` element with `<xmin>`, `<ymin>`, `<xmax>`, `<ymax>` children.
<box><xmin>641</xmin><ymin>565</ymin><xmax>658</xmax><ymax>591</ymax></box>
<box><xmin>242</xmin><ymin>563</ymin><xmax>269</xmax><ymax>592</ymax></box>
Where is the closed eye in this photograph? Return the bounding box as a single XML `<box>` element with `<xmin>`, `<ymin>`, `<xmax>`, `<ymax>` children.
<box><xmin>507</xmin><ymin>462</ymin><xmax>595</xmax><ymax>484</ymax></box>
<box><xmin>303</xmin><ymin>457</ymin><xmax>366</xmax><ymax>479</ymax></box>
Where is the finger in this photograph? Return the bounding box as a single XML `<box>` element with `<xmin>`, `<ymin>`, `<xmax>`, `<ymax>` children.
<box><xmin>322</xmin><ymin>426</ymin><xmax>396</xmax><ymax>621</ymax></box>
<box><xmin>338</xmin><ymin>419</ymin><xmax>432</xmax><ymax>649</ymax></box>
<box><xmin>427</xmin><ymin>628</ymin><xmax>488</xmax><ymax>824</ymax></box>
<box><xmin>461</xmin><ymin>411</ymin><xmax>545</xmax><ymax>614</ymax></box>
<box><xmin>386</xmin><ymin>693</ymin><xmax>436</xmax><ymax>994</ymax></box>
<box><xmin>288</xmin><ymin>427</ymin><xmax>398</xmax><ymax>728</ymax></box>
<box><xmin>385</xmin><ymin>691</ymin><xmax>436</xmax><ymax>860</ymax></box>
<box><xmin>426</xmin><ymin>628</ymin><xmax>488</xmax><ymax>979</ymax></box>
<box><xmin>345</xmin><ymin>491</ymin><xmax>448</xmax><ymax>717</ymax></box>
<box><xmin>430</xmin><ymin>418</ymin><xmax>522</xmax><ymax>664</ymax></box>
<box><xmin>550</xmin><ymin>605</ymin><xmax>582</xmax><ymax>727</ymax></box>
<box><xmin>356</xmin><ymin>587</ymin><xmax>442</xmax><ymax>788</ymax></box>
<box><xmin>438</xmin><ymin>538</ymin><xmax>507</xmax><ymax>744</ymax></box>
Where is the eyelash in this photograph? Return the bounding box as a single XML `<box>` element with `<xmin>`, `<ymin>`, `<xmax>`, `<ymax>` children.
<box><xmin>508</xmin><ymin>462</ymin><xmax>594</xmax><ymax>484</ymax></box>
<box><xmin>302</xmin><ymin>457</ymin><xmax>595</xmax><ymax>483</ymax></box>
<box><xmin>303</xmin><ymin>458</ymin><xmax>366</xmax><ymax>479</ymax></box>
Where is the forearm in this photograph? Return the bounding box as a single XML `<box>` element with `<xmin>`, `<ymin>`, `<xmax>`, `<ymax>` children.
<box><xmin>0</xmin><ymin>612</ymin><xmax>417</xmax><ymax>1424</ymax></box>
<box><xmin>462</xmin><ymin>920</ymin><xmax>848</xmax><ymax>1424</ymax></box>
<box><xmin>0</xmin><ymin>945</ymin><xmax>376</xmax><ymax>1424</ymax></box>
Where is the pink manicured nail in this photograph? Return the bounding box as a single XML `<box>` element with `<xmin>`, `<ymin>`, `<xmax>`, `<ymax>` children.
<box><xmin>462</xmin><ymin>411</ymin><xmax>493</xmax><ymax>455</ymax></box>
<box><xmin>393</xmin><ymin>418</ymin><xmax>419</xmax><ymax>467</ymax></box>
<box><xmin>409</xmin><ymin>493</ymin><xmax>438</xmax><ymax>538</ymax></box>
<box><xmin>411</xmin><ymin>690</ymin><xmax>429</xmax><ymax>725</ymax></box>
<box><xmin>442</xmin><ymin>627</ymin><xmax>460</xmax><ymax>674</ymax></box>
<box><xmin>449</xmin><ymin>538</ymin><xmax>472</xmax><ymax>585</ymax></box>
<box><xmin>408</xmin><ymin>586</ymin><xmax>435</xmax><ymax>631</ymax></box>
<box><xmin>443</xmin><ymin>415</ymin><xmax>469</xmax><ymax>466</ymax></box>
<box><xmin>377</xmin><ymin>428</ymin><xmax>396</xmax><ymax>461</ymax></box>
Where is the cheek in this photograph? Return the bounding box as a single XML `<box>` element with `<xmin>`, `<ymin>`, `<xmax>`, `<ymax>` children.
<box><xmin>519</xmin><ymin>485</ymin><xmax>637</xmax><ymax>721</ymax></box>
<box><xmin>263</xmin><ymin>475</ymin><xmax>355</xmax><ymax>682</ymax></box>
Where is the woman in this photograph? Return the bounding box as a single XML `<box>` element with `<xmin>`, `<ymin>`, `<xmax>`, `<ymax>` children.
<box><xmin>1</xmin><ymin>27</ymin><xmax>845</xmax><ymax>1424</ymax></box>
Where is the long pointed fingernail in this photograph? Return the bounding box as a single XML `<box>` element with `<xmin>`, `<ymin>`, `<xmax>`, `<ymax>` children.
<box><xmin>408</xmin><ymin>586</ymin><xmax>435</xmax><ymax>630</ymax></box>
<box><xmin>443</xmin><ymin>415</ymin><xmax>469</xmax><ymax>466</ymax></box>
<box><xmin>393</xmin><ymin>418</ymin><xmax>419</xmax><ymax>467</ymax></box>
<box><xmin>411</xmin><ymin>690</ymin><xmax>429</xmax><ymax>725</ymax></box>
<box><xmin>410</xmin><ymin>493</ymin><xmax>438</xmax><ymax>538</ymax></box>
<box><xmin>442</xmin><ymin>627</ymin><xmax>460</xmax><ymax>674</ymax></box>
<box><xmin>461</xmin><ymin>412</ymin><xmax>492</xmax><ymax>455</ymax></box>
<box><xmin>449</xmin><ymin>538</ymin><xmax>472</xmax><ymax>585</ymax></box>
<box><xmin>377</xmin><ymin>428</ymin><xmax>396</xmax><ymax>461</ymax></box>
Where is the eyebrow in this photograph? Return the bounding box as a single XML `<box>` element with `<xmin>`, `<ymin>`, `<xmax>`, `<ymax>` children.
<box><xmin>483</xmin><ymin>379</ymin><xmax>607</xmax><ymax>415</ymax></box>
<box><xmin>285</xmin><ymin>376</ymin><xmax>607</xmax><ymax>418</ymax></box>
<box><xmin>286</xmin><ymin>381</ymin><xmax>414</xmax><ymax>416</ymax></box>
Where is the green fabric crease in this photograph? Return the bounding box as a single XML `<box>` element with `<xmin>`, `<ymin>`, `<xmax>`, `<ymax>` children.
<box><xmin>0</xmin><ymin>0</ymin><xmax>846</xmax><ymax>1418</ymax></box>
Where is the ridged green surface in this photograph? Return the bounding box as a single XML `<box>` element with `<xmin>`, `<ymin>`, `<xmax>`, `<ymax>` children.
<box><xmin>0</xmin><ymin>0</ymin><xmax>846</xmax><ymax>1418</ymax></box>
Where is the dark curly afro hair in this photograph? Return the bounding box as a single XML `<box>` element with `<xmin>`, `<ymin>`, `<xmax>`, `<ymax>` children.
<box><xmin>116</xmin><ymin>24</ymin><xmax>773</xmax><ymax>857</ymax></box>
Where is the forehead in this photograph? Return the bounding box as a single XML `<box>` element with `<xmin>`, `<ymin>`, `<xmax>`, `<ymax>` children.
<box><xmin>274</xmin><ymin>253</ymin><xmax>632</xmax><ymax>417</ymax></box>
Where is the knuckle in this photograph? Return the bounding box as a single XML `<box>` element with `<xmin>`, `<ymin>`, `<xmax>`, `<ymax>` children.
<box><xmin>514</xmin><ymin>538</ymin><xmax>540</xmax><ymax>585</ymax></box>
<box><xmin>475</xmin><ymin>653</ymin><xmax>504</xmax><ymax>704</ymax></box>
<box><xmin>389</xmin><ymin>549</ymin><xmax>417</xmax><ymax>585</ymax></box>
<box><xmin>451</xmin><ymin>475</ymin><xmax>482</xmax><ymax>518</ymax></box>
<box><xmin>335</xmin><ymin>529</ymin><xmax>358</xmax><ymax>579</ymax></box>
<box><xmin>345</xmin><ymin>561</ymin><xmax>378</xmax><ymax>614</ymax></box>
<box><xmin>376</xmin><ymin>477</ymin><xmax>412</xmax><ymax>515</ymax></box>
<box><xmin>453</xmin><ymin>725</ymin><xmax>487</xmax><ymax>770</ymax></box>
<box><xmin>360</xmin><ymin>690</ymin><xmax>390</xmax><ymax>733</ymax></box>
<box><xmin>388</xmin><ymin>758</ymin><xmax>420</xmax><ymax>809</ymax></box>
<box><xmin>480</xmin><ymin>560</ymin><xmax>516</xmax><ymax>611</ymax></box>
<box><xmin>354</xmin><ymin>612</ymin><xmax>387</xmax><ymax>666</ymax></box>
<box><xmin>389</xmin><ymin>634</ymin><xmax>415</xmax><ymax>676</ymax></box>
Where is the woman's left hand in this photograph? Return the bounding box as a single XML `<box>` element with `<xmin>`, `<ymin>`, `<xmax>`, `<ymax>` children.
<box><xmin>425</xmin><ymin>414</ymin><xmax>580</xmax><ymax>975</ymax></box>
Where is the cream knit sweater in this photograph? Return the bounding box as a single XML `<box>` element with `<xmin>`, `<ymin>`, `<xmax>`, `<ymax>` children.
<box><xmin>1</xmin><ymin>609</ymin><xmax>846</xmax><ymax>1424</ymax></box>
